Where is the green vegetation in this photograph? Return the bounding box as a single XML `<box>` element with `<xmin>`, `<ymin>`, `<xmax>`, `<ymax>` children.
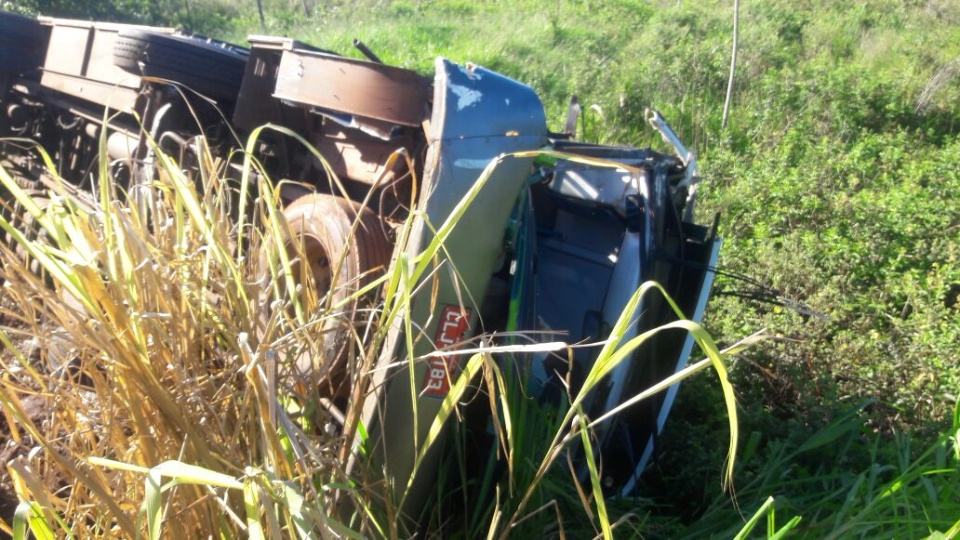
<box><xmin>2</xmin><ymin>0</ymin><xmax>959</xmax><ymax>537</ymax></box>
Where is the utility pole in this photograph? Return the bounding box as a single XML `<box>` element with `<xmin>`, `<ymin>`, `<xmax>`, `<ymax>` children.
<box><xmin>257</xmin><ymin>0</ymin><xmax>266</xmax><ymax>32</ymax></box>
<box><xmin>722</xmin><ymin>0</ymin><xmax>739</xmax><ymax>130</ymax></box>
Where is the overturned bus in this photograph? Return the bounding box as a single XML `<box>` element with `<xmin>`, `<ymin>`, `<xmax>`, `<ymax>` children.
<box><xmin>0</xmin><ymin>10</ymin><xmax>720</xmax><ymax>521</ymax></box>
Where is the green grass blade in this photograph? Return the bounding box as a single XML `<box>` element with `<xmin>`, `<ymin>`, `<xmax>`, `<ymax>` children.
<box><xmin>576</xmin><ymin>410</ymin><xmax>612</xmax><ymax>539</ymax></box>
<box><xmin>13</xmin><ymin>501</ymin><xmax>53</xmax><ymax>540</ymax></box>
<box><xmin>143</xmin><ymin>469</ymin><xmax>163</xmax><ymax>540</ymax></box>
<box><xmin>733</xmin><ymin>496</ymin><xmax>774</xmax><ymax>540</ymax></box>
<box><xmin>769</xmin><ymin>516</ymin><xmax>803</xmax><ymax>540</ymax></box>
<box><xmin>243</xmin><ymin>474</ymin><xmax>265</xmax><ymax>540</ymax></box>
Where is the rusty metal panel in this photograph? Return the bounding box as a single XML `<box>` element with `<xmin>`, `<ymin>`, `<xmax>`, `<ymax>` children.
<box><xmin>39</xmin><ymin>18</ymin><xmax>172</xmax><ymax>89</ymax></box>
<box><xmin>233</xmin><ymin>45</ymin><xmax>287</xmax><ymax>130</ymax></box>
<box><xmin>309</xmin><ymin>124</ymin><xmax>419</xmax><ymax>185</ymax></box>
<box><xmin>246</xmin><ymin>35</ymin><xmax>313</xmax><ymax>52</ymax></box>
<box><xmin>43</xmin><ymin>24</ymin><xmax>89</xmax><ymax>77</ymax></box>
<box><xmin>235</xmin><ymin>36</ymin><xmax>336</xmax><ymax>131</ymax></box>
<box><xmin>274</xmin><ymin>48</ymin><xmax>429</xmax><ymax>127</ymax></box>
<box><xmin>39</xmin><ymin>71</ymin><xmax>138</xmax><ymax>112</ymax></box>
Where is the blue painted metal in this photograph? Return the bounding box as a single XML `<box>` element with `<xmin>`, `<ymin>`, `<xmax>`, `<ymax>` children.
<box><xmin>361</xmin><ymin>57</ymin><xmax>548</xmax><ymax>520</ymax></box>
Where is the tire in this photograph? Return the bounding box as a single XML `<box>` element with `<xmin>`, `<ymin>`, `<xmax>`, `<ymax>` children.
<box><xmin>260</xmin><ymin>193</ymin><xmax>391</xmax><ymax>402</ymax></box>
<box><xmin>0</xmin><ymin>12</ymin><xmax>48</xmax><ymax>76</ymax></box>
<box><xmin>113</xmin><ymin>29</ymin><xmax>248</xmax><ymax>101</ymax></box>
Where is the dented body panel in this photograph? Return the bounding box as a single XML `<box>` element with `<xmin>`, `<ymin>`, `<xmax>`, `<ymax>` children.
<box><xmin>275</xmin><ymin>47</ymin><xmax>430</xmax><ymax>127</ymax></box>
<box><xmin>362</xmin><ymin>57</ymin><xmax>548</xmax><ymax>515</ymax></box>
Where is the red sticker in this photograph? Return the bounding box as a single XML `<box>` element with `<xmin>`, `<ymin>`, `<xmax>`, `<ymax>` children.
<box><xmin>422</xmin><ymin>305</ymin><xmax>472</xmax><ymax>397</ymax></box>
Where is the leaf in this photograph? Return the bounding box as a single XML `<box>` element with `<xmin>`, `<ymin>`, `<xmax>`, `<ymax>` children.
<box><xmin>733</xmin><ymin>496</ymin><xmax>775</xmax><ymax>540</ymax></box>
<box><xmin>152</xmin><ymin>461</ymin><xmax>244</xmax><ymax>490</ymax></box>
<box><xmin>576</xmin><ymin>411</ymin><xmax>611</xmax><ymax>539</ymax></box>
<box><xmin>142</xmin><ymin>469</ymin><xmax>163</xmax><ymax>540</ymax></box>
<box><xmin>13</xmin><ymin>501</ymin><xmax>54</xmax><ymax>540</ymax></box>
<box><xmin>243</xmin><ymin>474</ymin><xmax>265</xmax><ymax>540</ymax></box>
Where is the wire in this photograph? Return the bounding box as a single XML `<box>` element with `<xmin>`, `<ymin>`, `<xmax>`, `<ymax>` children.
<box><xmin>656</xmin><ymin>251</ymin><xmax>829</xmax><ymax>321</ymax></box>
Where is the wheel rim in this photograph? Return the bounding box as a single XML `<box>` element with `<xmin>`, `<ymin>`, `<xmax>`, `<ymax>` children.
<box><xmin>296</xmin><ymin>234</ymin><xmax>333</xmax><ymax>299</ymax></box>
